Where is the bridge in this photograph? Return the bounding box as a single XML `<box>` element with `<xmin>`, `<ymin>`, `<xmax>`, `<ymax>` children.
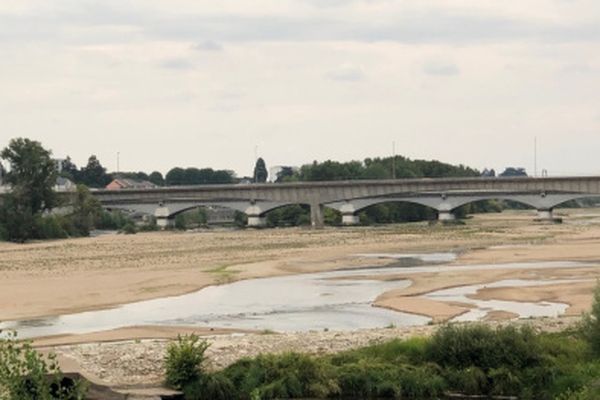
<box><xmin>92</xmin><ymin>176</ymin><xmax>600</xmax><ymax>228</ymax></box>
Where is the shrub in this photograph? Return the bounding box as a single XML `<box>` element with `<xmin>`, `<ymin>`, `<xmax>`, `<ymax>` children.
<box><xmin>174</xmin><ymin>214</ymin><xmax>186</xmax><ymax>230</ymax></box>
<box><xmin>582</xmin><ymin>282</ymin><xmax>600</xmax><ymax>357</ymax></box>
<box><xmin>426</xmin><ymin>324</ymin><xmax>543</xmax><ymax>371</ymax></box>
<box><xmin>224</xmin><ymin>353</ymin><xmax>338</xmax><ymax>399</ymax></box>
<box><xmin>444</xmin><ymin>367</ymin><xmax>488</xmax><ymax>395</ymax></box>
<box><xmin>164</xmin><ymin>334</ymin><xmax>209</xmax><ymax>390</ymax></box>
<box><xmin>0</xmin><ymin>331</ymin><xmax>86</xmax><ymax>399</ymax></box>
<box><xmin>121</xmin><ymin>221</ymin><xmax>137</xmax><ymax>235</ymax></box>
<box><xmin>36</xmin><ymin>216</ymin><xmax>68</xmax><ymax>239</ymax></box>
<box><xmin>397</xmin><ymin>366</ymin><xmax>447</xmax><ymax>399</ymax></box>
<box><xmin>182</xmin><ymin>373</ymin><xmax>234</xmax><ymax>400</ymax></box>
<box><xmin>336</xmin><ymin>360</ymin><xmax>399</xmax><ymax>398</ymax></box>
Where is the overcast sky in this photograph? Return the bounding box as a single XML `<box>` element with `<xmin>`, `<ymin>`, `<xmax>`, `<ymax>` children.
<box><xmin>1</xmin><ymin>0</ymin><xmax>599</xmax><ymax>177</ymax></box>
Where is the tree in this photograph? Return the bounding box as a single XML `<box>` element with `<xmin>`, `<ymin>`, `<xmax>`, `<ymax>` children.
<box><xmin>149</xmin><ymin>171</ymin><xmax>165</xmax><ymax>186</ymax></box>
<box><xmin>275</xmin><ymin>167</ymin><xmax>295</xmax><ymax>183</ymax></box>
<box><xmin>60</xmin><ymin>156</ymin><xmax>79</xmax><ymax>181</ymax></box>
<box><xmin>80</xmin><ymin>155</ymin><xmax>111</xmax><ymax>188</ymax></box>
<box><xmin>70</xmin><ymin>185</ymin><xmax>103</xmax><ymax>236</ymax></box>
<box><xmin>0</xmin><ymin>138</ymin><xmax>57</xmax><ymax>241</ymax></box>
<box><xmin>499</xmin><ymin>167</ymin><xmax>527</xmax><ymax>177</ymax></box>
<box><xmin>1</xmin><ymin>138</ymin><xmax>57</xmax><ymax>213</ymax></box>
<box><xmin>254</xmin><ymin>158</ymin><xmax>268</xmax><ymax>183</ymax></box>
<box><xmin>0</xmin><ymin>162</ymin><xmax>5</xmax><ymax>184</ymax></box>
<box><xmin>166</xmin><ymin>167</ymin><xmax>186</xmax><ymax>185</ymax></box>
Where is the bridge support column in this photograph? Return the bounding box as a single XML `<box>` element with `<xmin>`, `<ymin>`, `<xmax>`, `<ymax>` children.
<box><xmin>247</xmin><ymin>215</ymin><xmax>267</xmax><ymax>228</ymax></box>
<box><xmin>154</xmin><ymin>206</ymin><xmax>174</xmax><ymax>230</ymax></box>
<box><xmin>438</xmin><ymin>210</ymin><xmax>456</xmax><ymax>222</ymax></box>
<box><xmin>156</xmin><ymin>217</ymin><xmax>175</xmax><ymax>229</ymax></box>
<box><xmin>342</xmin><ymin>213</ymin><xmax>360</xmax><ymax>226</ymax></box>
<box><xmin>310</xmin><ymin>203</ymin><xmax>325</xmax><ymax>229</ymax></box>
<box><xmin>536</xmin><ymin>208</ymin><xmax>561</xmax><ymax>223</ymax></box>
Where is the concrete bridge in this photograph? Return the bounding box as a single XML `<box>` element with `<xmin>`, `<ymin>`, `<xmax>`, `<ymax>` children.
<box><xmin>91</xmin><ymin>176</ymin><xmax>600</xmax><ymax>228</ymax></box>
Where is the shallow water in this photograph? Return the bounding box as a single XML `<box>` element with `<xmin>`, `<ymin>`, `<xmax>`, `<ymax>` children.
<box><xmin>424</xmin><ymin>279</ymin><xmax>583</xmax><ymax>321</ymax></box>
<box><xmin>0</xmin><ymin>257</ymin><xmax>590</xmax><ymax>338</ymax></box>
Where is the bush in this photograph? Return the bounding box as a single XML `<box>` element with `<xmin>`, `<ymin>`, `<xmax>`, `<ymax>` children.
<box><xmin>174</xmin><ymin>214</ymin><xmax>186</xmax><ymax>230</ymax></box>
<box><xmin>0</xmin><ymin>331</ymin><xmax>86</xmax><ymax>399</ymax></box>
<box><xmin>582</xmin><ymin>282</ymin><xmax>600</xmax><ymax>357</ymax></box>
<box><xmin>336</xmin><ymin>360</ymin><xmax>399</xmax><ymax>398</ymax></box>
<box><xmin>397</xmin><ymin>366</ymin><xmax>446</xmax><ymax>399</ymax></box>
<box><xmin>426</xmin><ymin>324</ymin><xmax>543</xmax><ymax>371</ymax></box>
<box><xmin>182</xmin><ymin>373</ymin><xmax>234</xmax><ymax>400</ymax></box>
<box><xmin>36</xmin><ymin>216</ymin><xmax>69</xmax><ymax>239</ymax></box>
<box><xmin>224</xmin><ymin>353</ymin><xmax>338</xmax><ymax>399</ymax></box>
<box><xmin>120</xmin><ymin>221</ymin><xmax>137</xmax><ymax>235</ymax></box>
<box><xmin>164</xmin><ymin>334</ymin><xmax>209</xmax><ymax>390</ymax></box>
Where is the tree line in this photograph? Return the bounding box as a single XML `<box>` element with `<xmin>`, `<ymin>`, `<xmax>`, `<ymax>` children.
<box><xmin>0</xmin><ymin>137</ymin><xmax>528</xmax><ymax>240</ymax></box>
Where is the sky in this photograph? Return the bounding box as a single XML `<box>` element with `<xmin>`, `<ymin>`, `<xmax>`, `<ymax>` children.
<box><xmin>1</xmin><ymin>0</ymin><xmax>600</xmax><ymax>177</ymax></box>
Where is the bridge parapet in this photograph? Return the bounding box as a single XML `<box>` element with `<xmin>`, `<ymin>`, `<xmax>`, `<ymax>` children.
<box><xmin>91</xmin><ymin>176</ymin><xmax>600</xmax><ymax>228</ymax></box>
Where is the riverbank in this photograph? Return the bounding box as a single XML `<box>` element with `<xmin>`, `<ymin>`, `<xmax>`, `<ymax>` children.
<box><xmin>43</xmin><ymin>316</ymin><xmax>580</xmax><ymax>389</ymax></box>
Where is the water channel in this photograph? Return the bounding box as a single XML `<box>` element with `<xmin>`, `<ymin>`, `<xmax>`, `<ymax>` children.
<box><xmin>0</xmin><ymin>255</ymin><xmax>589</xmax><ymax>339</ymax></box>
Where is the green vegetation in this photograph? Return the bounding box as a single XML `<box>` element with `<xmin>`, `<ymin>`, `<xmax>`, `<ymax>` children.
<box><xmin>165</xmin><ymin>167</ymin><xmax>235</xmax><ymax>186</ymax></box>
<box><xmin>254</xmin><ymin>157</ymin><xmax>268</xmax><ymax>183</ymax></box>
<box><xmin>166</xmin><ymin>322</ymin><xmax>600</xmax><ymax>400</ymax></box>
<box><xmin>164</xmin><ymin>334</ymin><xmax>210</xmax><ymax>390</ymax></box>
<box><xmin>0</xmin><ymin>331</ymin><xmax>86</xmax><ymax>399</ymax></box>
<box><xmin>0</xmin><ymin>138</ymin><xmax>140</xmax><ymax>242</ymax></box>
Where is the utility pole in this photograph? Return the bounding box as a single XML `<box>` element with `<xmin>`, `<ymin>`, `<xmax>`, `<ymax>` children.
<box><xmin>117</xmin><ymin>152</ymin><xmax>120</xmax><ymax>174</ymax></box>
<box><xmin>534</xmin><ymin>137</ymin><xmax>537</xmax><ymax>178</ymax></box>
<box><xmin>253</xmin><ymin>145</ymin><xmax>258</xmax><ymax>182</ymax></box>
<box><xmin>392</xmin><ymin>141</ymin><xmax>396</xmax><ymax>179</ymax></box>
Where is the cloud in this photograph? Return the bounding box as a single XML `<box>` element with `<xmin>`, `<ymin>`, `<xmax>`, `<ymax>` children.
<box><xmin>192</xmin><ymin>40</ymin><xmax>223</xmax><ymax>51</ymax></box>
<box><xmin>422</xmin><ymin>60</ymin><xmax>460</xmax><ymax>76</ymax></box>
<box><xmin>2</xmin><ymin>5</ymin><xmax>600</xmax><ymax>46</ymax></box>
<box><xmin>159</xmin><ymin>58</ymin><xmax>195</xmax><ymax>70</ymax></box>
<box><xmin>325</xmin><ymin>64</ymin><xmax>366</xmax><ymax>82</ymax></box>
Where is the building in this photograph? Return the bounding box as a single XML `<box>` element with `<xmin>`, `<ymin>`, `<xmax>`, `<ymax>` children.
<box><xmin>106</xmin><ymin>178</ymin><xmax>157</xmax><ymax>190</ymax></box>
<box><xmin>54</xmin><ymin>177</ymin><xmax>76</xmax><ymax>192</ymax></box>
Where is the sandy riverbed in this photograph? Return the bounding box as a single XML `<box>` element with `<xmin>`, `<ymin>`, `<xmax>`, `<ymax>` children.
<box><xmin>2</xmin><ymin>208</ymin><xmax>600</xmax><ymax>326</ymax></box>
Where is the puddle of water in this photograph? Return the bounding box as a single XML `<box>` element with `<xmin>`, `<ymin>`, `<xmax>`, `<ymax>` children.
<box><xmin>0</xmin><ymin>258</ymin><xmax>591</xmax><ymax>339</ymax></box>
<box><xmin>424</xmin><ymin>279</ymin><xmax>585</xmax><ymax>321</ymax></box>
<box><xmin>354</xmin><ymin>252</ymin><xmax>457</xmax><ymax>264</ymax></box>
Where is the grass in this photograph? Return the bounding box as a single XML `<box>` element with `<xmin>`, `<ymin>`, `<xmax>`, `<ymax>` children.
<box><xmin>205</xmin><ymin>265</ymin><xmax>240</xmax><ymax>284</ymax></box>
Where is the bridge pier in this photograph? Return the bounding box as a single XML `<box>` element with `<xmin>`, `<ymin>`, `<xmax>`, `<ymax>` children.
<box><xmin>154</xmin><ymin>206</ymin><xmax>174</xmax><ymax>230</ymax></box>
<box><xmin>438</xmin><ymin>210</ymin><xmax>456</xmax><ymax>222</ymax></box>
<box><xmin>156</xmin><ymin>217</ymin><xmax>175</xmax><ymax>229</ymax></box>
<box><xmin>311</xmin><ymin>203</ymin><xmax>325</xmax><ymax>229</ymax></box>
<box><xmin>536</xmin><ymin>208</ymin><xmax>561</xmax><ymax>223</ymax></box>
<box><xmin>247</xmin><ymin>215</ymin><xmax>267</xmax><ymax>227</ymax></box>
<box><xmin>342</xmin><ymin>213</ymin><xmax>360</xmax><ymax>225</ymax></box>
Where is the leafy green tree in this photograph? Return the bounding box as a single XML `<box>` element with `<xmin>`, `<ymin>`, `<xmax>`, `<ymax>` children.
<box><xmin>80</xmin><ymin>155</ymin><xmax>111</xmax><ymax>188</ymax></box>
<box><xmin>499</xmin><ymin>167</ymin><xmax>527</xmax><ymax>177</ymax></box>
<box><xmin>0</xmin><ymin>138</ymin><xmax>57</xmax><ymax>241</ymax></box>
<box><xmin>59</xmin><ymin>156</ymin><xmax>79</xmax><ymax>181</ymax></box>
<box><xmin>1</xmin><ymin>138</ymin><xmax>57</xmax><ymax>213</ymax></box>
<box><xmin>70</xmin><ymin>185</ymin><xmax>103</xmax><ymax>236</ymax></box>
<box><xmin>166</xmin><ymin>167</ymin><xmax>186</xmax><ymax>185</ymax></box>
<box><xmin>166</xmin><ymin>167</ymin><xmax>234</xmax><ymax>186</ymax></box>
<box><xmin>275</xmin><ymin>167</ymin><xmax>295</xmax><ymax>183</ymax></box>
<box><xmin>254</xmin><ymin>158</ymin><xmax>268</xmax><ymax>183</ymax></box>
<box><xmin>148</xmin><ymin>171</ymin><xmax>165</xmax><ymax>186</ymax></box>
